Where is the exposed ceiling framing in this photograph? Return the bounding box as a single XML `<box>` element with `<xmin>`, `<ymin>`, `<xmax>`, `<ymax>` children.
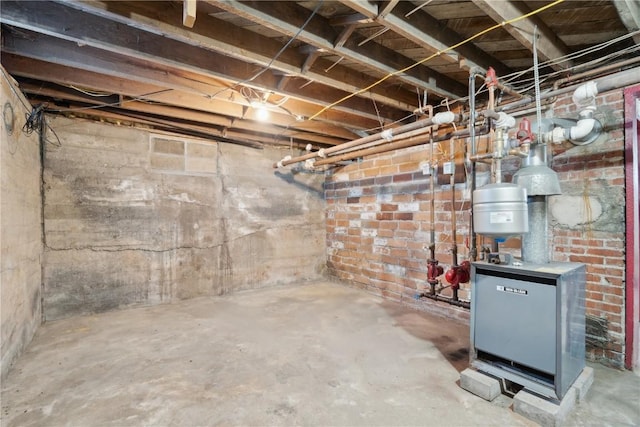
<box><xmin>1</xmin><ymin>0</ymin><xmax>638</xmax><ymax>148</ymax></box>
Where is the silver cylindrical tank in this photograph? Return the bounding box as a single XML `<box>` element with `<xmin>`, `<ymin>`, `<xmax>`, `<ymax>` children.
<box><xmin>473</xmin><ymin>183</ymin><xmax>528</xmax><ymax>237</ymax></box>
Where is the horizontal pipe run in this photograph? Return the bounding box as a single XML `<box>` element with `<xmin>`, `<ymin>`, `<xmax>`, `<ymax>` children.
<box><xmin>496</xmin><ymin>80</ymin><xmax>525</xmax><ymax>99</ymax></box>
<box><xmin>314</xmin><ymin>125</ymin><xmax>489</xmax><ymax>168</ymax></box>
<box><xmin>274</xmin><ymin>113</ymin><xmax>463</xmax><ymax>168</ymax></box>
<box><xmin>313</xmin><ymin>133</ymin><xmax>432</xmax><ymax>166</ymax></box>
<box><xmin>499</xmin><ymin>66</ymin><xmax>640</xmax><ymax>113</ymax></box>
<box><xmin>329</xmin><ymin>125</ymin><xmax>438</xmax><ymax>156</ymax></box>
<box><xmin>420</xmin><ymin>292</ymin><xmax>471</xmax><ymax>309</ymax></box>
<box><xmin>553</xmin><ymin>56</ymin><xmax>640</xmax><ymax>91</ymax></box>
<box><xmin>277</xmin><ymin>65</ymin><xmax>639</xmax><ymax>169</ymax></box>
<box><xmin>273</xmin><ymin>116</ymin><xmax>435</xmax><ymax>168</ymax></box>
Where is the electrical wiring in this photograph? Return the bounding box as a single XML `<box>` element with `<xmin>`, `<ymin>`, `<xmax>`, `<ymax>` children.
<box><xmin>68</xmin><ymin>85</ymin><xmax>115</xmax><ymax>97</ymax></box>
<box><xmin>499</xmin><ymin>29</ymin><xmax>640</xmax><ymax>88</ymax></box>
<box><xmin>508</xmin><ymin>44</ymin><xmax>640</xmax><ymax>93</ymax></box>
<box><xmin>434</xmin><ymin>33</ymin><xmax>640</xmax><ymax>110</ymax></box>
<box><xmin>308</xmin><ymin>0</ymin><xmax>566</xmax><ymax>121</ymax></box>
<box><xmin>315</xmin><ymin>6</ymin><xmax>635</xmax><ymax>128</ymax></box>
<box><xmin>209</xmin><ymin>0</ymin><xmax>324</xmax><ymax>101</ymax></box>
<box><xmin>22</xmin><ymin>104</ymin><xmax>62</xmax><ymax>147</ymax></box>
<box><xmin>542</xmin><ymin>29</ymin><xmax>640</xmax><ymax>70</ymax></box>
<box><xmin>22</xmin><ymin>104</ymin><xmax>45</xmax><ymax>135</ymax></box>
<box><xmin>0</xmin><ymin>68</ymin><xmax>62</xmax><ymax>146</ymax></box>
<box><xmin>45</xmin><ymin>89</ymin><xmax>173</xmax><ymax>113</ymax></box>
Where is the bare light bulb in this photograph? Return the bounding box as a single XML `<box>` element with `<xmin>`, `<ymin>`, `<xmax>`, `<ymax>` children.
<box><xmin>256</xmin><ymin>106</ymin><xmax>269</xmax><ymax>122</ymax></box>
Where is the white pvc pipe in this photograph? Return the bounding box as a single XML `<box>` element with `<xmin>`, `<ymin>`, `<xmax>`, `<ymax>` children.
<box><xmin>569</xmin><ymin>117</ymin><xmax>597</xmax><ymax>141</ymax></box>
<box><xmin>572</xmin><ymin>81</ymin><xmax>598</xmax><ymax>107</ymax></box>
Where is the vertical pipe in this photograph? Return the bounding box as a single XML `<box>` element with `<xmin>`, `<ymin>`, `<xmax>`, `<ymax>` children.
<box><xmin>428</xmin><ymin>136</ymin><xmax>437</xmax><ymax>296</ymax></box>
<box><xmin>430</xmin><ymin>136</ymin><xmax>436</xmax><ymax>248</ymax></box>
<box><xmin>533</xmin><ymin>26</ymin><xmax>544</xmax><ymax>140</ymax></box>
<box><xmin>522</xmin><ymin>195</ymin><xmax>549</xmax><ymax>264</ymax></box>
<box><xmin>468</xmin><ymin>70</ymin><xmax>479</xmax><ymax>261</ymax></box>
<box><xmin>450</xmin><ymin>137</ymin><xmax>458</xmax><ymax>267</ymax></box>
<box><xmin>494</xmin><ymin>128</ymin><xmax>503</xmax><ymax>184</ymax></box>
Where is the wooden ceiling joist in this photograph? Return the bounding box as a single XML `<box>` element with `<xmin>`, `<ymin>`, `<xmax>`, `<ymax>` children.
<box><xmin>54</xmin><ymin>0</ymin><xmax>420</xmax><ymax>113</ymax></box>
<box><xmin>3</xmin><ymin>55</ymin><xmax>349</xmax><ymax>146</ymax></box>
<box><xmin>0</xmin><ymin>0</ymin><xmax>413</xmax><ymax>124</ymax></box>
<box><xmin>0</xmin><ymin>0</ymin><xmax>633</xmax><ymax>149</ymax></box>
<box><xmin>206</xmin><ymin>0</ymin><xmax>467</xmax><ymax>99</ymax></box>
<box><xmin>471</xmin><ymin>0</ymin><xmax>572</xmax><ymax>71</ymax></box>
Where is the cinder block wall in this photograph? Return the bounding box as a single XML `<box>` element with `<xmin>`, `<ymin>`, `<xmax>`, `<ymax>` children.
<box><xmin>43</xmin><ymin>117</ymin><xmax>325</xmax><ymax>320</ymax></box>
<box><xmin>0</xmin><ymin>71</ymin><xmax>43</xmax><ymax>381</ymax></box>
<box><xmin>326</xmin><ymin>87</ymin><xmax>628</xmax><ymax>368</ymax></box>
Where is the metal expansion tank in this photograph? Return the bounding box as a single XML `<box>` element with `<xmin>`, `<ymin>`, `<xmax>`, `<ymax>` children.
<box><xmin>472</xmin><ymin>183</ymin><xmax>528</xmax><ymax>237</ymax></box>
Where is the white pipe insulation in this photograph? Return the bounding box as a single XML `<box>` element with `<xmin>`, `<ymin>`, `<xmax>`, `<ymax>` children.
<box><xmin>431</xmin><ymin>111</ymin><xmax>457</xmax><ymax>125</ymax></box>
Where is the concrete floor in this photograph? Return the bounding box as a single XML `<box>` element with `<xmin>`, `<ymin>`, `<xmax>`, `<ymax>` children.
<box><xmin>1</xmin><ymin>281</ymin><xmax>638</xmax><ymax>426</ymax></box>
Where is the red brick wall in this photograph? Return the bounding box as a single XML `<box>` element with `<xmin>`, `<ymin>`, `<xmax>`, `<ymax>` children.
<box><xmin>325</xmin><ymin>145</ymin><xmax>474</xmax><ymax>322</ymax></box>
<box><xmin>325</xmin><ymin>87</ymin><xmax>628</xmax><ymax>367</ymax></box>
<box><xmin>551</xmin><ymin>88</ymin><xmax>626</xmax><ymax>367</ymax></box>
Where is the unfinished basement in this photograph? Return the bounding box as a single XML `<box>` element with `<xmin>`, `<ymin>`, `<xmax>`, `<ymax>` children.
<box><xmin>1</xmin><ymin>1</ymin><xmax>639</xmax><ymax>426</ymax></box>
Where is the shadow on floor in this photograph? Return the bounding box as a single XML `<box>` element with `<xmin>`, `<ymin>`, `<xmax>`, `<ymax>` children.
<box><xmin>379</xmin><ymin>300</ymin><xmax>470</xmax><ymax>373</ymax></box>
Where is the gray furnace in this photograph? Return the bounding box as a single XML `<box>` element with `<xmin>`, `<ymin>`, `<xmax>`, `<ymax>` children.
<box><xmin>470</xmin><ymin>262</ymin><xmax>586</xmax><ymax>400</ymax></box>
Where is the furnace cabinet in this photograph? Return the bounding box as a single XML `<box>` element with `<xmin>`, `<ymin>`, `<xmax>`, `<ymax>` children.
<box><xmin>470</xmin><ymin>262</ymin><xmax>586</xmax><ymax>399</ymax></box>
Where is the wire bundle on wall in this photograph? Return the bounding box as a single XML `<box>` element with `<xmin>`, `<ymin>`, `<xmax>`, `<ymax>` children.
<box><xmin>22</xmin><ymin>104</ymin><xmax>61</xmax><ymax>147</ymax></box>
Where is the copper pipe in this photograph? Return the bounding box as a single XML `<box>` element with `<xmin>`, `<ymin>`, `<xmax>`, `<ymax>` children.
<box><xmin>496</xmin><ymin>81</ymin><xmax>525</xmax><ymax>99</ymax></box>
<box><xmin>313</xmin><ymin>133</ymin><xmax>432</xmax><ymax>166</ymax></box>
<box><xmin>332</xmin><ymin>125</ymin><xmax>436</xmax><ymax>156</ymax></box>
<box><xmin>421</xmin><ymin>292</ymin><xmax>470</xmax><ymax>309</ymax></box>
<box><xmin>553</xmin><ymin>56</ymin><xmax>640</xmax><ymax>91</ymax></box>
<box><xmin>273</xmin><ymin>114</ymin><xmax>461</xmax><ymax>168</ymax></box>
<box><xmin>315</xmin><ymin>125</ymin><xmax>490</xmax><ymax>168</ymax></box>
<box><xmin>449</xmin><ymin>137</ymin><xmax>458</xmax><ymax>268</ymax></box>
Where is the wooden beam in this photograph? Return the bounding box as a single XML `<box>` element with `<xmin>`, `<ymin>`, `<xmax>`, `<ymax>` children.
<box><xmin>339</xmin><ymin>0</ymin><xmax>510</xmax><ymax>76</ymax></box>
<box><xmin>0</xmin><ymin>27</ymin><xmax>388</xmax><ymax>133</ymax></box>
<box><xmin>0</xmin><ymin>0</ymin><xmax>414</xmax><ymax>123</ymax></box>
<box><xmin>614</xmin><ymin>0</ymin><xmax>640</xmax><ymax>45</ymax></box>
<box><xmin>328</xmin><ymin>13</ymin><xmax>371</xmax><ymax>26</ymax></box>
<box><xmin>301</xmin><ymin>49</ymin><xmax>321</xmax><ymax>74</ymax></box>
<box><xmin>378</xmin><ymin>0</ymin><xmax>400</xmax><ymax>19</ymax></box>
<box><xmin>334</xmin><ymin>23</ymin><xmax>357</xmax><ymax>49</ymax></box>
<box><xmin>207</xmin><ymin>0</ymin><xmax>466</xmax><ymax>98</ymax></box>
<box><xmin>183</xmin><ymin>0</ymin><xmax>196</xmax><ymax>28</ymax></box>
<box><xmin>1</xmin><ymin>54</ymin><xmax>354</xmax><ymax>143</ymax></box>
<box><xmin>471</xmin><ymin>0</ymin><xmax>571</xmax><ymax>71</ymax></box>
<box><xmin>21</xmin><ymin>82</ymin><xmax>343</xmax><ymax>147</ymax></box>
<box><xmin>51</xmin><ymin>0</ymin><xmax>419</xmax><ymax>112</ymax></box>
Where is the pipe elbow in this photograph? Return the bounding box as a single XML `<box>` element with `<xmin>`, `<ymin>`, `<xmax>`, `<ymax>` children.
<box><xmin>303</xmin><ymin>158</ymin><xmax>316</xmax><ymax>170</ymax></box>
<box><xmin>570</xmin><ymin>117</ymin><xmax>596</xmax><ymax>140</ymax></box>
<box><xmin>546</xmin><ymin>108</ymin><xmax>602</xmax><ymax>145</ymax></box>
<box><xmin>569</xmin><ymin>117</ymin><xmax>602</xmax><ymax>145</ymax></box>
<box><xmin>572</xmin><ymin>81</ymin><xmax>598</xmax><ymax>108</ymax></box>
